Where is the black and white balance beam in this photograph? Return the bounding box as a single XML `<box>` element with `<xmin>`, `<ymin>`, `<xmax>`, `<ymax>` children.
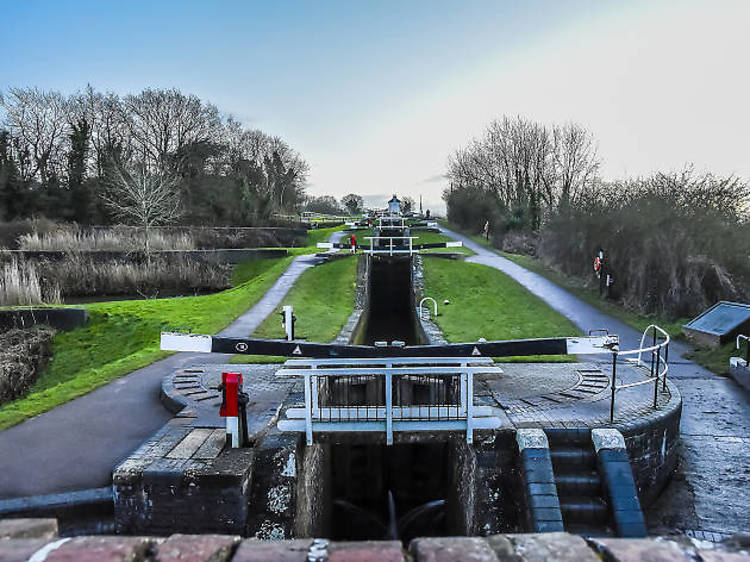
<box><xmin>161</xmin><ymin>333</ymin><xmax>618</xmax><ymax>359</ymax></box>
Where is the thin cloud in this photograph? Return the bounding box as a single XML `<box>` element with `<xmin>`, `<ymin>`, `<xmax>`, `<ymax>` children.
<box><xmin>418</xmin><ymin>174</ymin><xmax>448</xmax><ymax>185</ymax></box>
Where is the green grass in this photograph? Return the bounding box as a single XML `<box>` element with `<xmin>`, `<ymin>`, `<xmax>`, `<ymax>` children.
<box><xmin>440</xmin><ymin>220</ymin><xmax>687</xmax><ymax>338</ymax></box>
<box><xmin>0</xmin><ymin>222</ymin><xmax>357</xmax><ymax>428</ymax></box>
<box><xmin>440</xmin><ymin>221</ymin><xmax>739</xmax><ymax>376</ymax></box>
<box><xmin>685</xmin><ymin>343</ymin><xmax>743</xmax><ymax>376</ymax></box>
<box><xmin>422</xmin><ymin>257</ymin><xmax>579</xmax><ymax>362</ymax></box>
<box><xmin>0</xmin><ymin>256</ymin><xmax>294</xmax><ymax>430</ymax></box>
<box><xmin>231</xmin><ymin>255</ymin><xmax>358</xmax><ymax>364</ymax></box>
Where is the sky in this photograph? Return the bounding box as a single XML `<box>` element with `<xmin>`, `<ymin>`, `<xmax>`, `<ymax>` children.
<box><xmin>2</xmin><ymin>0</ymin><xmax>749</xmax><ymax>213</ymax></box>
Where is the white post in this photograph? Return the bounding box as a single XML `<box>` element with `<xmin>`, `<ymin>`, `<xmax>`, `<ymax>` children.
<box><xmin>311</xmin><ymin>364</ymin><xmax>319</xmax><ymax>417</ymax></box>
<box><xmin>304</xmin><ymin>373</ymin><xmax>313</xmax><ymax>446</ymax></box>
<box><xmin>283</xmin><ymin>305</ymin><xmax>294</xmax><ymax>341</ymax></box>
<box><xmin>226</xmin><ymin>417</ymin><xmax>239</xmax><ymax>448</ymax></box>
<box><xmin>459</xmin><ymin>362</ymin><xmax>468</xmax><ymax>415</ymax></box>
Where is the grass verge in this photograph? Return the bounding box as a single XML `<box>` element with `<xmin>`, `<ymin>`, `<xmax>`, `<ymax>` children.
<box><xmin>231</xmin><ymin>255</ymin><xmax>358</xmax><ymax>364</ymax></box>
<box><xmin>439</xmin><ymin>221</ymin><xmax>738</xmax><ymax>375</ymax></box>
<box><xmin>421</xmin><ymin>257</ymin><xmax>578</xmax><ymax>362</ymax></box>
<box><xmin>0</xmin><ymin>256</ymin><xmax>293</xmax><ymax>429</ymax></box>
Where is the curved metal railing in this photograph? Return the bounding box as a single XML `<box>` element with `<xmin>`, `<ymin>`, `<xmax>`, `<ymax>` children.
<box><xmin>608</xmin><ymin>324</ymin><xmax>670</xmax><ymax>422</ymax></box>
<box><xmin>419</xmin><ymin>297</ymin><xmax>438</xmax><ymax>320</ymax></box>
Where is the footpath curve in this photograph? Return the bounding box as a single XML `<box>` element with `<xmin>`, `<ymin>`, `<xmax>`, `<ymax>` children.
<box><xmin>0</xmin><ymin>241</ymin><xmax>336</xmax><ymax>499</ymax></box>
<box><xmin>440</xmin><ymin>225</ymin><xmax>750</xmax><ymax>539</ymax></box>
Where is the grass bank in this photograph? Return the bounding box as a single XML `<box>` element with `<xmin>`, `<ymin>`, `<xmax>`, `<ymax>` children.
<box><xmin>439</xmin><ymin>220</ymin><xmax>687</xmax><ymax>337</ymax></box>
<box><xmin>421</xmin><ymin>257</ymin><xmax>578</xmax><ymax>362</ymax></box>
<box><xmin>439</xmin><ymin>221</ymin><xmax>736</xmax><ymax>375</ymax></box>
<box><xmin>231</xmin><ymin>255</ymin><xmax>358</xmax><ymax>364</ymax></box>
<box><xmin>0</xmin><ymin>256</ymin><xmax>293</xmax><ymax>429</ymax></box>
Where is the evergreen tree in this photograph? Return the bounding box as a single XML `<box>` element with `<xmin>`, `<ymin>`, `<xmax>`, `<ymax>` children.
<box><xmin>0</xmin><ymin>130</ymin><xmax>25</xmax><ymax>220</ymax></box>
<box><xmin>68</xmin><ymin>118</ymin><xmax>91</xmax><ymax>223</ymax></box>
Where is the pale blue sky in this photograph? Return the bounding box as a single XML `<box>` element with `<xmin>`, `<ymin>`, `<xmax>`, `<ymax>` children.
<box><xmin>2</xmin><ymin>1</ymin><xmax>749</xmax><ymax>211</ymax></box>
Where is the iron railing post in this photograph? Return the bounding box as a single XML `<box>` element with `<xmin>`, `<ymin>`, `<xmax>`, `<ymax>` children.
<box><xmin>663</xmin><ymin>343</ymin><xmax>669</xmax><ymax>391</ymax></box>
<box><xmin>654</xmin><ymin>343</ymin><xmax>661</xmax><ymax>409</ymax></box>
<box><xmin>610</xmin><ymin>351</ymin><xmax>618</xmax><ymax>423</ymax></box>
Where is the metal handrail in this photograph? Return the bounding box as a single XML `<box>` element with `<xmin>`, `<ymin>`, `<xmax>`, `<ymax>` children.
<box><xmin>278</xmin><ymin>358</ymin><xmax>504</xmax><ymax>445</ymax></box>
<box><xmin>364</xmin><ymin>236</ymin><xmax>419</xmax><ymax>256</ymax></box>
<box><xmin>419</xmin><ymin>297</ymin><xmax>438</xmax><ymax>320</ymax></box>
<box><xmin>609</xmin><ymin>324</ymin><xmax>670</xmax><ymax>422</ymax></box>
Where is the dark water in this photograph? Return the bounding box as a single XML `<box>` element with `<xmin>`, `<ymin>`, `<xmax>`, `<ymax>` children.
<box><xmin>364</xmin><ymin>256</ymin><xmax>423</xmax><ymax>345</ymax></box>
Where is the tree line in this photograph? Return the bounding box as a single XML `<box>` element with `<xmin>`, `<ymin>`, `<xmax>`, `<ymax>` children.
<box><xmin>445</xmin><ymin>115</ymin><xmax>599</xmax><ymax>232</ymax></box>
<box><xmin>445</xmin><ymin>115</ymin><xmax>750</xmax><ymax>317</ymax></box>
<box><xmin>0</xmin><ymin>86</ymin><xmax>309</xmax><ymax>225</ymax></box>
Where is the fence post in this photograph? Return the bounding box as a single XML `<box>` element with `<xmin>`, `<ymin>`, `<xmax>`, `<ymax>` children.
<box><xmin>653</xmin><ymin>343</ymin><xmax>661</xmax><ymax>409</ymax></box>
<box><xmin>466</xmin><ymin>369</ymin><xmax>474</xmax><ymax>444</ymax></box>
<box><xmin>311</xmin><ymin>364</ymin><xmax>319</xmax><ymax>417</ymax></box>
<box><xmin>663</xmin><ymin>343</ymin><xmax>669</xmax><ymax>391</ymax></box>
<box><xmin>610</xmin><ymin>351</ymin><xmax>618</xmax><ymax>423</ymax></box>
<box><xmin>304</xmin><ymin>372</ymin><xmax>313</xmax><ymax>446</ymax></box>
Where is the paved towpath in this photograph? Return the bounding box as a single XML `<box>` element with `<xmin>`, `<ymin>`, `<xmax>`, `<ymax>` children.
<box><xmin>0</xmin><ymin>245</ymin><xmax>333</xmax><ymax>499</ymax></box>
<box><xmin>440</xmin><ymin>225</ymin><xmax>750</xmax><ymax>539</ymax></box>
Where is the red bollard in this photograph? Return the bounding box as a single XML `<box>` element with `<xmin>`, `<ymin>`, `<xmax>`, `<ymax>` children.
<box><xmin>220</xmin><ymin>372</ymin><xmax>243</xmax><ymax>447</ymax></box>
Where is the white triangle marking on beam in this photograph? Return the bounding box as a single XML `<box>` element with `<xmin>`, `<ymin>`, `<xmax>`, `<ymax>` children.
<box><xmin>292</xmin><ymin>345</ymin><xmax>302</xmax><ymax>355</ymax></box>
<box><xmin>472</xmin><ymin>346</ymin><xmax>482</xmax><ymax>356</ymax></box>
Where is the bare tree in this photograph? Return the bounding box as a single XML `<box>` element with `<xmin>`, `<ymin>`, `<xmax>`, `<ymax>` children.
<box><xmin>120</xmin><ymin>88</ymin><xmax>222</xmax><ymax>172</ymax></box>
<box><xmin>102</xmin><ymin>162</ymin><xmax>181</xmax><ymax>258</ymax></box>
<box><xmin>0</xmin><ymin>87</ymin><xmax>70</xmax><ymax>183</ymax></box>
<box><xmin>552</xmin><ymin>122</ymin><xmax>599</xmax><ymax>208</ymax></box>
<box><xmin>446</xmin><ymin>115</ymin><xmax>598</xmax><ymax>229</ymax></box>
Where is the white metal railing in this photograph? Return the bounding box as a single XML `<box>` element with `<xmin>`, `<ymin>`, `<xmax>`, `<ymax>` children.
<box><xmin>276</xmin><ymin>357</ymin><xmax>505</xmax><ymax>445</ymax></box>
<box><xmin>364</xmin><ymin>236</ymin><xmax>418</xmax><ymax>256</ymax></box>
<box><xmin>377</xmin><ymin>216</ymin><xmax>406</xmax><ymax>229</ymax></box>
<box><xmin>419</xmin><ymin>297</ymin><xmax>438</xmax><ymax>320</ymax></box>
<box><xmin>610</xmin><ymin>325</ymin><xmax>670</xmax><ymax>422</ymax></box>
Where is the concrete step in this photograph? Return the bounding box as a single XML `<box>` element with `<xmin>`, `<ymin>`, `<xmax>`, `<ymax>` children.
<box><xmin>555</xmin><ymin>473</ymin><xmax>602</xmax><ymax>497</ymax></box>
<box><xmin>550</xmin><ymin>447</ymin><xmax>596</xmax><ymax>470</ymax></box>
<box><xmin>560</xmin><ymin>496</ymin><xmax>608</xmax><ymax>524</ymax></box>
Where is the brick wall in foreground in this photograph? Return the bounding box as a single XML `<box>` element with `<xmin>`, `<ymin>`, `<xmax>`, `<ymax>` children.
<box><xmin>1</xmin><ymin>518</ymin><xmax>749</xmax><ymax>561</ymax></box>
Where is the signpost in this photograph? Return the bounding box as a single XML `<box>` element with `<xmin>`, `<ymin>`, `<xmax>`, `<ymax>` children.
<box><xmin>594</xmin><ymin>249</ymin><xmax>613</xmax><ymax>299</ymax></box>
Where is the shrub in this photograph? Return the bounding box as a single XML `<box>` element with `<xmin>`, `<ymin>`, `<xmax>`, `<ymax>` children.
<box><xmin>538</xmin><ymin>169</ymin><xmax>750</xmax><ymax>317</ymax></box>
<box><xmin>0</xmin><ymin>327</ymin><xmax>55</xmax><ymax>405</ymax></box>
